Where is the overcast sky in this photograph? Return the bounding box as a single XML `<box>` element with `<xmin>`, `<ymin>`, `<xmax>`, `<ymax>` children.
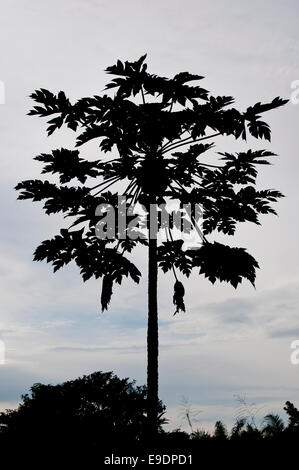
<box><xmin>0</xmin><ymin>0</ymin><xmax>299</xmax><ymax>432</ymax></box>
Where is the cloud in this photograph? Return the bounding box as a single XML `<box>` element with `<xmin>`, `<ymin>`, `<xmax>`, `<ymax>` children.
<box><xmin>47</xmin><ymin>344</ymin><xmax>145</xmax><ymax>354</ymax></box>
<box><xmin>270</xmin><ymin>328</ymin><xmax>299</xmax><ymax>338</ymax></box>
<box><xmin>0</xmin><ymin>364</ymin><xmax>46</xmax><ymax>402</ymax></box>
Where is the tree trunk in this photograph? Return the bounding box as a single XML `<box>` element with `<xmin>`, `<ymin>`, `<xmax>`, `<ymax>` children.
<box><xmin>147</xmin><ymin>235</ymin><xmax>159</xmax><ymax>437</ymax></box>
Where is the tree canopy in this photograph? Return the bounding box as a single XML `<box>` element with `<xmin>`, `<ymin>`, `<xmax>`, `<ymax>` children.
<box><xmin>0</xmin><ymin>371</ymin><xmax>164</xmax><ymax>448</ymax></box>
<box><xmin>15</xmin><ymin>54</ymin><xmax>287</xmax><ymax>312</ymax></box>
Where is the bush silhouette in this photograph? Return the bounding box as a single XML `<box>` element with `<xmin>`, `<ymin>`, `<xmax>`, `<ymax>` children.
<box><xmin>0</xmin><ymin>370</ymin><xmax>165</xmax><ymax>456</ymax></box>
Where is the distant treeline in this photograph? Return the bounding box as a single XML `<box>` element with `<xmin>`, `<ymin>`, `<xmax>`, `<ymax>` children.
<box><xmin>0</xmin><ymin>371</ymin><xmax>298</xmax><ymax>466</ymax></box>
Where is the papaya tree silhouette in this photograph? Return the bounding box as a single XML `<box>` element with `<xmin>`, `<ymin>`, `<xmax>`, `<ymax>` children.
<box><xmin>15</xmin><ymin>55</ymin><xmax>287</xmax><ymax>436</ymax></box>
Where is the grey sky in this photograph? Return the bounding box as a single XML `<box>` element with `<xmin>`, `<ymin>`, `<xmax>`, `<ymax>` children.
<box><xmin>0</xmin><ymin>0</ymin><xmax>298</xmax><ymax>431</ymax></box>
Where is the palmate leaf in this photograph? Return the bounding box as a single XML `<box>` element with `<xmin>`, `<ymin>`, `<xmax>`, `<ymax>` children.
<box><xmin>15</xmin><ymin>180</ymin><xmax>90</xmax><ymax>215</ymax></box>
<box><xmin>33</xmin><ymin>228</ymin><xmax>80</xmax><ymax>272</ymax></box>
<box><xmin>173</xmin><ymin>72</ymin><xmax>204</xmax><ymax>84</ymax></box>
<box><xmin>34</xmin><ymin>148</ymin><xmax>100</xmax><ymax>184</ymax></box>
<box><xmin>75</xmin><ymin>99</ymin><xmax>140</xmax><ymax>152</ymax></box>
<box><xmin>244</xmin><ymin>97</ymin><xmax>289</xmax><ymax>117</ymax></box>
<box><xmin>105</xmin><ymin>54</ymin><xmax>147</xmax><ymax>77</ymax></box>
<box><xmin>188</xmin><ymin>242</ymin><xmax>259</xmax><ymax>288</ymax></box>
<box><xmin>243</xmin><ymin>97</ymin><xmax>288</xmax><ymax>141</ymax></box>
<box><xmin>158</xmin><ymin>240</ymin><xmax>193</xmax><ymax>277</ymax></box>
<box><xmin>172</xmin><ymin>143</ymin><xmax>214</xmax><ymax>160</ymax></box>
<box><xmin>201</xmin><ymin>186</ymin><xmax>281</xmax><ymax>235</ymax></box>
<box><xmin>218</xmin><ymin>150</ymin><xmax>277</xmax><ymax>185</ymax></box>
<box><xmin>189</xmin><ymin>99</ymin><xmax>246</xmax><ymax>140</ymax></box>
<box><xmin>169</xmin><ymin>143</ymin><xmax>214</xmax><ymax>186</ymax></box>
<box><xmin>247</xmin><ymin>118</ymin><xmax>271</xmax><ymax>141</ymax></box>
<box><xmin>28</xmin><ymin>88</ymin><xmax>64</xmax><ymax>116</ymax></box>
<box><xmin>105</xmin><ymin>55</ymin><xmax>148</xmax><ymax>98</ymax></box>
<box><xmin>161</xmin><ymin>82</ymin><xmax>209</xmax><ymax>106</ymax></box>
<box><xmin>28</xmin><ymin>89</ymin><xmax>79</xmax><ymax>135</ymax></box>
<box><xmin>237</xmin><ymin>186</ymin><xmax>283</xmax><ymax>216</ymax></box>
<box><xmin>34</xmin><ymin>228</ymin><xmax>141</xmax><ymax>287</ymax></box>
<box><xmin>67</xmin><ymin>192</ymin><xmax>115</xmax><ymax>229</ymax></box>
<box><xmin>15</xmin><ymin>179</ymin><xmax>57</xmax><ymax>201</ymax></box>
<box><xmin>105</xmin><ymin>55</ymin><xmax>209</xmax><ymax>105</ymax></box>
<box><xmin>75</xmin><ymin>123</ymin><xmax>110</xmax><ymax>148</ymax></box>
<box><xmin>196</xmin><ymin>160</ymin><xmax>284</xmax><ymax>234</ymax></box>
